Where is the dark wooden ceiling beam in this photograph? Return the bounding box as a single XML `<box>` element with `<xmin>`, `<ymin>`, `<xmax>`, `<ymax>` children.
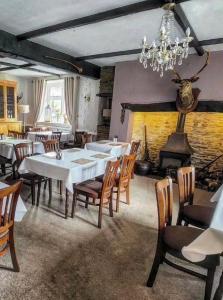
<box><xmin>17</xmin><ymin>0</ymin><xmax>190</xmax><ymax>40</ymax></box>
<box><xmin>76</xmin><ymin>36</ymin><xmax>223</xmax><ymax>61</ymax></box>
<box><xmin>0</xmin><ymin>63</ymin><xmax>34</xmax><ymax>72</ymax></box>
<box><xmin>173</xmin><ymin>4</ymin><xmax>204</xmax><ymax>56</ymax></box>
<box><xmin>0</xmin><ymin>61</ymin><xmax>62</xmax><ymax>76</ymax></box>
<box><xmin>0</xmin><ymin>30</ymin><xmax>100</xmax><ymax>78</ymax></box>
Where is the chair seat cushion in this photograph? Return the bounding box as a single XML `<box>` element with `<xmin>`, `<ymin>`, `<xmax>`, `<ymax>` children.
<box><xmin>183</xmin><ymin>205</ymin><xmax>214</xmax><ymax>227</ymax></box>
<box><xmin>75</xmin><ymin>180</ymin><xmax>103</xmax><ymax>198</ymax></box>
<box><xmin>20</xmin><ymin>172</ymin><xmax>41</xmax><ymax>180</ymax></box>
<box><xmin>164</xmin><ymin>225</ymin><xmax>220</xmax><ymax>268</ymax></box>
<box><xmin>164</xmin><ymin>226</ymin><xmax>202</xmax><ymax>252</ymax></box>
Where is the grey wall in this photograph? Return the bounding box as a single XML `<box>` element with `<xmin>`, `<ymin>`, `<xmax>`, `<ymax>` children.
<box><xmin>109</xmin><ymin>51</ymin><xmax>223</xmax><ymax>141</ymax></box>
<box><xmin>0</xmin><ymin>73</ymin><xmax>33</xmax><ymax>124</ymax></box>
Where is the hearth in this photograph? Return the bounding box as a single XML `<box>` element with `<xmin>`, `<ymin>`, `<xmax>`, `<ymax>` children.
<box><xmin>159</xmin><ymin>113</ymin><xmax>193</xmax><ymax>173</ymax></box>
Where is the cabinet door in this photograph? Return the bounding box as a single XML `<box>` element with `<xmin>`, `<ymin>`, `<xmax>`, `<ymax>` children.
<box><xmin>0</xmin><ymin>85</ymin><xmax>4</xmax><ymax>119</ymax></box>
<box><xmin>7</xmin><ymin>86</ymin><xmax>16</xmax><ymax>119</ymax></box>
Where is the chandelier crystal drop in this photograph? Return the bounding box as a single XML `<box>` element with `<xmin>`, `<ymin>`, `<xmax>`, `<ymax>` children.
<box><xmin>139</xmin><ymin>3</ymin><xmax>193</xmax><ymax>77</ymax></box>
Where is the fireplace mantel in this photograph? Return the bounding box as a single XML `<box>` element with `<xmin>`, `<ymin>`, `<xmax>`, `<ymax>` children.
<box><xmin>120</xmin><ymin>100</ymin><xmax>223</xmax><ymax>123</ymax></box>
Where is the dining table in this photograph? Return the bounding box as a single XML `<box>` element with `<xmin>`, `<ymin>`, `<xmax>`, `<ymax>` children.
<box><xmin>85</xmin><ymin>140</ymin><xmax>131</xmax><ymax>157</ymax></box>
<box><xmin>27</xmin><ymin>131</ymin><xmax>72</xmax><ymax>143</ymax></box>
<box><xmin>182</xmin><ymin>184</ymin><xmax>223</xmax><ymax>300</ymax></box>
<box><xmin>0</xmin><ymin>182</ymin><xmax>27</xmax><ymax>222</ymax></box>
<box><xmin>0</xmin><ymin>138</ymin><xmax>45</xmax><ymax>162</ymax></box>
<box><xmin>18</xmin><ymin>148</ymin><xmax>116</xmax><ymax>193</ymax></box>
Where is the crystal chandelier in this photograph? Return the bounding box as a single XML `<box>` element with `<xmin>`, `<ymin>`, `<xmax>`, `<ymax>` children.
<box><xmin>139</xmin><ymin>2</ymin><xmax>193</xmax><ymax>77</ymax></box>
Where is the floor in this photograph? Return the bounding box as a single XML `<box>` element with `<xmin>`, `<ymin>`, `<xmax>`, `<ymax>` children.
<box><xmin>0</xmin><ymin>175</ymin><xmax>221</xmax><ymax>300</ymax></box>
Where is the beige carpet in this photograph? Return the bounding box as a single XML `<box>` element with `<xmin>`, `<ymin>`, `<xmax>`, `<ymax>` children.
<box><xmin>0</xmin><ymin>176</ymin><xmax>221</xmax><ymax>300</ymax></box>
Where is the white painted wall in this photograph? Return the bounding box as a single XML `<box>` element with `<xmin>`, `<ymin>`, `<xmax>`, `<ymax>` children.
<box><xmin>77</xmin><ymin>76</ymin><xmax>100</xmax><ymax>133</ymax></box>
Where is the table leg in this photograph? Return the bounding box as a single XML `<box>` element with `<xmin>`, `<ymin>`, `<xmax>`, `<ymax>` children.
<box><xmin>213</xmin><ymin>270</ymin><xmax>223</xmax><ymax>300</ymax></box>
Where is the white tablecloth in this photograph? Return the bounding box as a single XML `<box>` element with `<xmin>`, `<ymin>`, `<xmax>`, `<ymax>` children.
<box><xmin>18</xmin><ymin>149</ymin><xmax>116</xmax><ymax>193</ymax></box>
<box><xmin>182</xmin><ymin>184</ymin><xmax>223</xmax><ymax>262</ymax></box>
<box><xmin>0</xmin><ymin>139</ymin><xmax>45</xmax><ymax>162</ymax></box>
<box><xmin>27</xmin><ymin>131</ymin><xmax>71</xmax><ymax>143</ymax></box>
<box><xmin>85</xmin><ymin>140</ymin><xmax>130</xmax><ymax>157</ymax></box>
<box><xmin>0</xmin><ymin>182</ymin><xmax>27</xmax><ymax>222</ymax></box>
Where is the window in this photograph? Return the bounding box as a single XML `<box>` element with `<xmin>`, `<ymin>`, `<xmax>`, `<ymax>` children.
<box><xmin>38</xmin><ymin>79</ymin><xmax>68</xmax><ymax>124</ymax></box>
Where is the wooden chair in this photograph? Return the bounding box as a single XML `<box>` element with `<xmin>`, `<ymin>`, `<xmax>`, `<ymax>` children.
<box><xmin>177</xmin><ymin>166</ymin><xmax>215</xmax><ymax>229</ymax></box>
<box><xmin>72</xmin><ymin>160</ymin><xmax>120</xmax><ymax>228</ymax></box>
<box><xmin>42</xmin><ymin>139</ymin><xmax>60</xmax><ymax>153</ymax></box>
<box><xmin>8</xmin><ymin>130</ymin><xmax>18</xmax><ymax>138</ymax></box>
<box><xmin>0</xmin><ymin>180</ymin><xmax>23</xmax><ymax>272</ymax></box>
<box><xmin>16</xmin><ymin>132</ymin><xmax>27</xmax><ymax>139</ymax></box>
<box><xmin>147</xmin><ymin>177</ymin><xmax>220</xmax><ymax>300</ymax></box>
<box><xmin>14</xmin><ymin>143</ymin><xmax>49</xmax><ymax>205</ymax></box>
<box><xmin>29</xmin><ymin>127</ymin><xmax>42</xmax><ymax>132</ymax></box>
<box><xmin>130</xmin><ymin>140</ymin><xmax>141</xmax><ymax>155</ymax></box>
<box><xmin>35</xmin><ymin>134</ymin><xmax>48</xmax><ymax>142</ymax></box>
<box><xmin>81</xmin><ymin>133</ymin><xmax>92</xmax><ymax>148</ymax></box>
<box><xmin>113</xmin><ymin>154</ymin><xmax>136</xmax><ymax>212</ymax></box>
<box><xmin>51</xmin><ymin>131</ymin><xmax>62</xmax><ymax>142</ymax></box>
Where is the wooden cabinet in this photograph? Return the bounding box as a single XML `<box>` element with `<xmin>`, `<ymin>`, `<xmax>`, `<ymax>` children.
<box><xmin>0</xmin><ymin>80</ymin><xmax>22</xmax><ymax>134</ymax></box>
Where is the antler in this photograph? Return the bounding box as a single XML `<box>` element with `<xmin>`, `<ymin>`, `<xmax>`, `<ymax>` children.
<box><xmin>171</xmin><ymin>68</ymin><xmax>182</xmax><ymax>83</ymax></box>
<box><xmin>190</xmin><ymin>51</ymin><xmax>210</xmax><ymax>81</ymax></box>
<box><xmin>44</xmin><ymin>55</ymin><xmax>83</xmax><ymax>73</ymax></box>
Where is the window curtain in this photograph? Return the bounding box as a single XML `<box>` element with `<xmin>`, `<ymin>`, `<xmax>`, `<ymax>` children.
<box><xmin>64</xmin><ymin>76</ymin><xmax>80</xmax><ymax>135</ymax></box>
<box><xmin>33</xmin><ymin>79</ymin><xmax>46</xmax><ymax>125</ymax></box>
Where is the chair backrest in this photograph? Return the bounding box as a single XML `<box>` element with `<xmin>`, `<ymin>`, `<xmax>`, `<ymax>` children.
<box><xmin>29</xmin><ymin>127</ymin><xmax>42</xmax><ymax>132</ymax></box>
<box><xmin>35</xmin><ymin>134</ymin><xmax>48</xmax><ymax>142</ymax></box>
<box><xmin>0</xmin><ymin>133</ymin><xmax>4</xmax><ymax>140</ymax></box>
<box><xmin>16</xmin><ymin>132</ymin><xmax>27</xmax><ymax>139</ymax></box>
<box><xmin>0</xmin><ymin>181</ymin><xmax>23</xmax><ymax>256</ymax></box>
<box><xmin>43</xmin><ymin>139</ymin><xmax>60</xmax><ymax>153</ymax></box>
<box><xmin>8</xmin><ymin>130</ymin><xmax>18</xmax><ymax>138</ymax></box>
<box><xmin>119</xmin><ymin>154</ymin><xmax>136</xmax><ymax>188</ymax></box>
<box><xmin>130</xmin><ymin>140</ymin><xmax>141</xmax><ymax>155</ymax></box>
<box><xmin>51</xmin><ymin>131</ymin><xmax>62</xmax><ymax>142</ymax></box>
<box><xmin>101</xmin><ymin>160</ymin><xmax>120</xmax><ymax>203</ymax></box>
<box><xmin>155</xmin><ymin>177</ymin><xmax>173</xmax><ymax>232</ymax></box>
<box><xmin>177</xmin><ymin>166</ymin><xmax>195</xmax><ymax>206</ymax></box>
<box><xmin>81</xmin><ymin>133</ymin><xmax>92</xmax><ymax>147</ymax></box>
<box><xmin>14</xmin><ymin>142</ymin><xmax>34</xmax><ymax>168</ymax></box>
<box><xmin>75</xmin><ymin>131</ymin><xmax>84</xmax><ymax>144</ymax></box>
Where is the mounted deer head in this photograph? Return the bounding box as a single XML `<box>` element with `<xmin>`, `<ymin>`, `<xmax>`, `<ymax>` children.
<box><xmin>172</xmin><ymin>51</ymin><xmax>210</xmax><ymax>113</ymax></box>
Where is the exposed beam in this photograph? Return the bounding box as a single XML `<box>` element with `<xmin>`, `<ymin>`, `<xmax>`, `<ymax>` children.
<box><xmin>0</xmin><ymin>63</ymin><xmax>34</xmax><ymax>72</ymax></box>
<box><xmin>199</xmin><ymin>38</ymin><xmax>223</xmax><ymax>46</ymax></box>
<box><xmin>0</xmin><ymin>61</ymin><xmax>61</xmax><ymax>76</ymax></box>
<box><xmin>76</xmin><ymin>36</ymin><xmax>223</xmax><ymax>61</ymax></box>
<box><xmin>0</xmin><ymin>30</ymin><xmax>100</xmax><ymax>79</ymax></box>
<box><xmin>17</xmin><ymin>0</ymin><xmax>190</xmax><ymax>40</ymax></box>
<box><xmin>173</xmin><ymin>4</ymin><xmax>204</xmax><ymax>56</ymax></box>
<box><xmin>76</xmin><ymin>49</ymin><xmax>141</xmax><ymax>61</ymax></box>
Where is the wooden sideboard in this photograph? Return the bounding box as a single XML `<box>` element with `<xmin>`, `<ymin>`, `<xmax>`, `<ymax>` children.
<box><xmin>0</xmin><ymin>80</ymin><xmax>22</xmax><ymax>134</ymax></box>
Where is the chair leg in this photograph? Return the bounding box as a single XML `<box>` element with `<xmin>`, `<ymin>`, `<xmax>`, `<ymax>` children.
<box><xmin>98</xmin><ymin>200</ymin><xmax>103</xmax><ymax>228</ymax></box>
<box><xmin>44</xmin><ymin>180</ymin><xmax>47</xmax><ymax>190</ymax></box>
<box><xmin>204</xmin><ymin>267</ymin><xmax>216</xmax><ymax>300</ymax></box>
<box><xmin>36</xmin><ymin>178</ymin><xmax>42</xmax><ymax>207</ymax></box>
<box><xmin>109</xmin><ymin>194</ymin><xmax>113</xmax><ymax>217</ymax></box>
<box><xmin>147</xmin><ymin>246</ymin><xmax>163</xmax><ymax>287</ymax></box>
<box><xmin>85</xmin><ymin>196</ymin><xmax>89</xmax><ymax>208</ymax></box>
<box><xmin>65</xmin><ymin>189</ymin><xmax>69</xmax><ymax>219</ymax></box>
<box><xmin>116</xmin><ymin>188</ymin><xmax>121</xmax><ymax>213</ymax></box>
<box><xmin>71</xmin><ymin>190</ymin><xmax>77</xmax><ymax>218</ymax></box>
<box><xmin>9</xmin><ymin>229</ymin><xmax>19</xmax><ymax>272</ymax></box>
<box><xmin>59</xmin><ymin>181</ymin><xmax>63</xmax><ymax>195</ymax></box>
<box><xmin>31</xmin><ymin>180</ymin><xmax>35</xmax><ymax>205</ymax></box>
<box><xmin>48</xmin><ymin>178</ymin><xmax>52</xmax><ymax>205</ymax></box>
<box><xmin>213</xmin><ymin>269</ymin><xmax>223</xmax><ymax>300</ymax></box>
<box><xmin>126</xmin><ymin>184</ymin><xmax>130</xmax><ymax>205</ymax></box>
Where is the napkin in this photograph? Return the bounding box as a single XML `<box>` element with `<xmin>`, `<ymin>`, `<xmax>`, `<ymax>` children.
<box><xmin>42</xmin><ymin>152</ymin><xmax>57</xmax><ymax>159</ymax></box>
<box><xmin>72</xmin><ymin>158</ymin><xmax>94</xmax><ymax>165</ymax></box>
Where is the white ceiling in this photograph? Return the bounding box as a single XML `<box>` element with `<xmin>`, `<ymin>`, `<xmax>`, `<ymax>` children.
<box><xmin>0</xmin><ymin>0</ymin><xmax>222</xmax><ymax>71</ymax></box>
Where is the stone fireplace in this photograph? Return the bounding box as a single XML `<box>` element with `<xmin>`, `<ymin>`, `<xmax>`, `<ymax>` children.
<box><xmin>121</xmin><ymin>101</ymin><xmax>223</xmax><ymax>170</ymax></box>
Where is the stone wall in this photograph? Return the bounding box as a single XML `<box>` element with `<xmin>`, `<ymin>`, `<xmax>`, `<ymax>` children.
<box><xmin>131</xmin><ymin>112</ymin><xmax>223</xmax><ymax>168</ymax></box>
